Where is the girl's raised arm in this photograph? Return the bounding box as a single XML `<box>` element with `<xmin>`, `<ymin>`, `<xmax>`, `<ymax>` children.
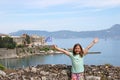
<box><xmin>52</xmin><ymin>45</ymin><xmax>70</xmax><ymax>56</ymax></box>
<box><xmin>83</xmin><ymin>38</ymin><xmax>99</xmax><ymax>55</ymax></box>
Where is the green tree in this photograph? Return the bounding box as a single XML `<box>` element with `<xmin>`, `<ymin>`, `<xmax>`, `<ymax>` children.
<box><xmin>0</xmin><ymin>36</ymin><xmax>16</xmax><ymax>49</ymax></box>
<box><xmin>0</xmin><ymin>36</ymin><xmax>3</xmax><ymax>48</ymax></box>
<box><xmin>25</xmin><ymin>34</ymin><xmax>30</xmax><ymax>44</ymax></box>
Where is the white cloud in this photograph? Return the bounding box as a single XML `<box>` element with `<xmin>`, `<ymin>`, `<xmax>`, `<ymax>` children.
<box><xmin>2</xmin><ymin>10</ymin><xmax>88</xmax><ymax>17</ymax></box>
<box><xmin>1</xmin><ymin>0</ymin><xmax>120</xmax><ymax>9</ymax></box>
<box><xmin>25</xmin><ymin>0</ymin><xmax>74</xmax><ymax>8</ymax></box>
<box><xmin>77</xmin><ymin>0</ymin><xmax>120</xmax><ymax>9</ymax></box>
<box><xmin>22</xmin><ymin>0</ymin><xmax>120</xmax><ymax>9</ymax></box>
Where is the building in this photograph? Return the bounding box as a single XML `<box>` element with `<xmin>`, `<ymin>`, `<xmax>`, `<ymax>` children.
<box><xmin>0</xmin><ymin>33</ymin><xmax>46</xmax><ymax>46</ymax></box>
<box><xmin>12</xmin><ymin>34</ymin><xmax>46</xmax><ymax>46</ymax></box>
<box><xmin>30</xmin><ymin>35</ymin><xmax>45</xmax><ymax>46</ymax></box>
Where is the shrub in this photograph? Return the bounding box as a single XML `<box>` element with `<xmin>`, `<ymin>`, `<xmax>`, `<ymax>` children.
<box><xmin>0</xmin><ymin>64</ymin><xmax>5</xmax><ymax>70</ymax></box>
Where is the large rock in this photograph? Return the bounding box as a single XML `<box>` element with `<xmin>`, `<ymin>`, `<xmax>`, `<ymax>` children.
<box><xmin>0</xmin><ymin>70</ymin><xmax>6</xmax><ymax>76</ymax></box>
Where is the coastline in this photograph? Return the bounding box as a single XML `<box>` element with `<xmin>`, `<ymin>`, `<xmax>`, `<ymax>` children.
<box><xmin>0</xmin><ymin>48</ymin><xmax>100</xmax><ymax>59</ymax></box>
<box><xmin>0</xmin><ymin>48</ymin><xmax>62</xmax><ymax>59</ymax></box>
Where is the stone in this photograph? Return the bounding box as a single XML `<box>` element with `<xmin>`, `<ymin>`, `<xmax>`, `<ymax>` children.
<box><xmin>0</xmin><ymin>64</ymin><xmax>120</xmax><ymax>80</ymax></box>
<box><xmin>31</xmin><ymin>67</ymin><xmax>37</xmax><ymax>73</ymax></box>
<box><xmin>0</xmin><ymin>70</ymin><xmax>6</xmax><ymax>76</ymax></box>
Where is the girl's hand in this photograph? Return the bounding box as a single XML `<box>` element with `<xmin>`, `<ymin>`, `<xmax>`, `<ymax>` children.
<box><xmin>93</xmin><ymin>38</ymin><xmax>99</xmax><ymax>43</ymax></box>
<box><xmin>52</xmin><ymin>44</ymin><xmax>70</xmax><ymax>56</ymax></box>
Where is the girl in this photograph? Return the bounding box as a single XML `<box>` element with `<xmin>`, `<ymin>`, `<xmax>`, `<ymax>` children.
<box><xmin>53</xmin><ymin>38</ymin><xmax>99</xmax><ymax>80</ymax></box>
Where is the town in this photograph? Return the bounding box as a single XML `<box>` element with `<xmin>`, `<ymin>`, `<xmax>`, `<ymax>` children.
<box><xmin>0</xmin><ymin>34</ymin><xmax>47</xmax><ymax>48</ymax></box>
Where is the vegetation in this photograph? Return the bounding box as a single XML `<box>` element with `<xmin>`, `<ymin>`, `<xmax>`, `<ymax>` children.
<box><xmin>25</xmin><ymin>34</ymin><xmax>30</xmax><ymax>44</ymax></box>
<box><xmin>16</xmin><ymin>44</ymin><xmax>25</xmax><ymax>48</ymax></box>
<box><xmin>0</xmin><ymin>36</ymin><xmax>16</xmax><ymax>49</ymax></box>
<box><xmin>39</xmin><ymin>46</ymin><xmax>50</xmax><ymax>52</ymax></box>
<box><xmin>0</xmin><ymin>64</ymin><xmax>5</xmax><ymax>70</ymax></box>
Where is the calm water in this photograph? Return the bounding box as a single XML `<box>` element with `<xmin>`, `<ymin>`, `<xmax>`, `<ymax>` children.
<box><xmin>0</xmin><ymin>38</ymin><xmax>120</xmax><ymax>69</ymax></box>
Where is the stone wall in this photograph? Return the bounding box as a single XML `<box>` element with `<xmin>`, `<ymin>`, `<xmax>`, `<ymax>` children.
<box><xmin>0</xmin><ymin>48</ymin><xmax>17</xmax><ymax>59</ymax></box>
<box><xmin>0</xmin><ymin>47</ymin><xmax>43</xmax><ymax>59</ymax></box>
<box><xmin>0</xmin><ymin>47</ymin><xmax>60</xmax><ymax>59</ymax></box>
<box><xmin>0</xmin><ymin>64</ymin><xmax>120</xmax><ymax>80</ymax></box>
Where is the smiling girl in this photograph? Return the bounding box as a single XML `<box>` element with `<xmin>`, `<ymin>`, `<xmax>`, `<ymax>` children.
<box><xmin>53</xmin><ymin>38</ymin><xmax>99</xmax><ymax>80</ymax></box>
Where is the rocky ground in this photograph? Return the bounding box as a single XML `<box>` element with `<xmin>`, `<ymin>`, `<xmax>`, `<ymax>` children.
<box><xmin>0</xmin><ymin>64</ymin><xmax>120</xmax><ymax>80</ymax></box>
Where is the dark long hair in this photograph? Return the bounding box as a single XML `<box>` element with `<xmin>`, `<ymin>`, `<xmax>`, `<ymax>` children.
<box><xmin>73</xmin><ymin>43</ymin><xmax>84</xmax><ymax>57</ymax></box>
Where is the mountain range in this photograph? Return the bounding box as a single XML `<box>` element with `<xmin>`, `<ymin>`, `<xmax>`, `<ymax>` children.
<box><xmin>9</xmin><ymin>24</ymin><xmax>120</xmax><ymax>39</ymax></box>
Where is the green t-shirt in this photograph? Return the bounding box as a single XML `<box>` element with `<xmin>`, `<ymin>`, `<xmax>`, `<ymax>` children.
<box><xmin>69</xmin><ymin>52</ymin><xmax>84</xmax><ymax>73</ymax></box>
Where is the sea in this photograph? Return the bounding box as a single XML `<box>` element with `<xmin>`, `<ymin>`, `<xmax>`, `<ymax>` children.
<box><xmin>0</xmin><ymin>38</ymin><xmax>120</xmax><ymax>69</ymax></box>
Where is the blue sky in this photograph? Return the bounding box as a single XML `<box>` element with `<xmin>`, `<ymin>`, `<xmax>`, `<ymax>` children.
<box><xmin>0</xmin><ymin>0</ymin><xmax>120</xmax><ymax>34</ymax></box>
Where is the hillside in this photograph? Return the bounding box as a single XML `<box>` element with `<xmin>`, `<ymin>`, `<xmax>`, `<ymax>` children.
<box><xmin>9</xmin><ymin>24</ymin><xmax>120</xmax><ymax>39</ymax></box>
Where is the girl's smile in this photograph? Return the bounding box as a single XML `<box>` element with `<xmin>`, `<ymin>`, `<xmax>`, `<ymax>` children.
<box><xmin>74</xmin><ymin>46</ymin><xmax>81</xmax><ymax>54</ymax></box>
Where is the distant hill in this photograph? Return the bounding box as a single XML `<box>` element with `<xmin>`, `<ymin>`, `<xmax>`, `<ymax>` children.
<box><xmin>9</xmin><ymin>24</ymin><xmax>120</xmax><ymax>39</ymax></box>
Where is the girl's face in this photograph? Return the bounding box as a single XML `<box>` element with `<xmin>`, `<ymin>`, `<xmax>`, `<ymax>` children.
<box><xmin>74</xmin><ymin>45</ymin><xmax>81</xmax><ymax>54</ymax></box>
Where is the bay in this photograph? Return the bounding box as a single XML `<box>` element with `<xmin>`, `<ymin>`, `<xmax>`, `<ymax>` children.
<box><xmin>0</xmin><ymin>38</ymin><xmax>120</xmax><ymax>69</ymax></box>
